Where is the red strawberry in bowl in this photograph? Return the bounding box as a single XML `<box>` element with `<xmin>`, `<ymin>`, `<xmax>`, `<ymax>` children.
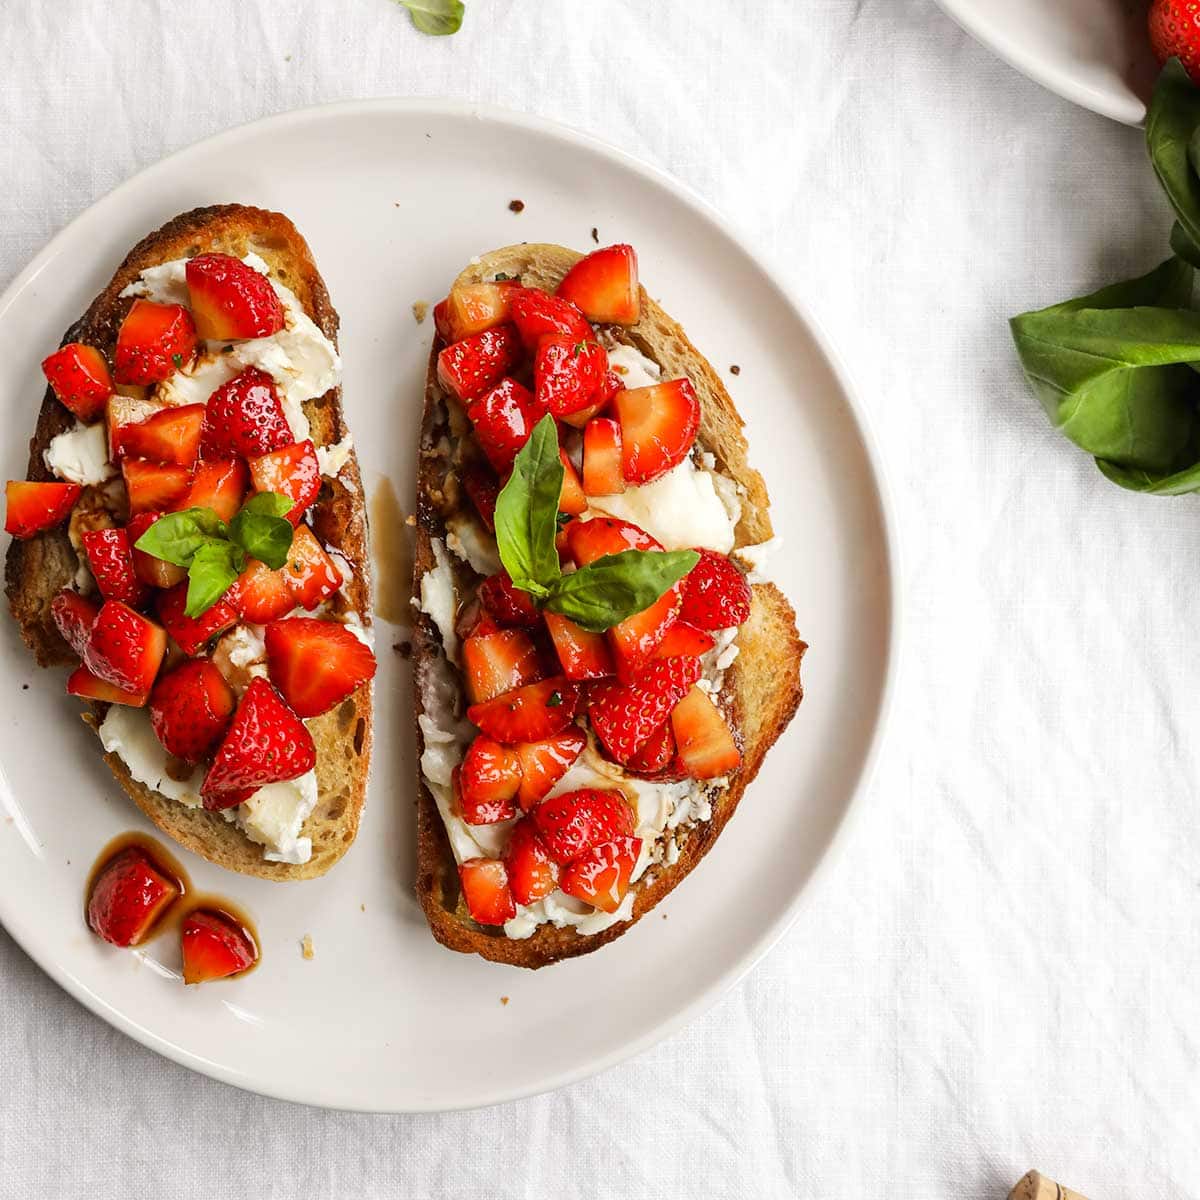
<box><xmin>531</xmin><ymin>788</ymin><xmax>635</xmax><ymax>864</ymax></box>
<box><xmin>127</xmin><ymin>512</ymin><xmax>188</xmax><ymax>589</ymax></box>
<box><xmin>86</xmin><ymin>847</ymin><xmax>180</xmax><ymax>947</ymax></box>
<box><xmin>248</xmin><ymin>439</ymin><xmax>321</xmax><ymax>524</ymax></box>
<box><xmin>437</xmin><ymin>325</ymin><xmax>523</xmax><ymax>403</ymax></box>
<box><xmin>671</xmin><ymin>685</ymin><xmax>741</xmax><ymax>779</ymax></box>
<box><xmin>84</xmin><ymin>601</ymin><xmax>167</xmax><ymax>697</ymax></box>
<box><xmin>504</xmin><ymin>818</ymin><xmax>558</xmax><ymax>906</ymax></box>
<box><xmin>615</xmin><ymin>377</ymin><xmax>700</xmax><ymax>483</ymax></box>
<box><xmin>149</xmin><ymin>659</ymin><xmax>236</xmax><ymax>762</ymax></box>
<box><xmin>582</xmin><ymin>417</ymin><xmax>625</xmax><ymax>496</ymax></box>
<box><xmin>507</xmin><ymin>287</ymin><xmax>592</xmax><ymax>351</ymax></box>
<box><xmin>587</xmin><ymin>656</ymin><xmax>701</xmax><ymax>764</ymax></box>
<box><xmin>175</xmin><ymin>458</ymin><xmax>247</xmax><ymax>523</ymax></box>
<box><xmin>467</xmin><ymin>677</ymin><xmax>580</xmax><ymax>744</ymax></box>
<box><xmin>456</xmin><ymin>739</ymin><xmax>521</xmax><ymax>825</ymax></box>
<box><xmin>478</xmin><ymin>570</ymin><xmax>540</xmax><ymax>627</ymax></box>
<box><xmin>181</xmin><ymin>909</ymin><xmax>258</xmax><ymax>984</ymax></box>
<box><xmin>515</xmin><ymin>725</ymin><xmax>586</xmax><ymax>809</ymax></box>
<box><xmin>155</xmin><ymin>583</ymin><xmax>237</xmax><ymax>656</ymax></box>
<box><xmin>458</xmin><ymin>858</ymin><xmax>517</xmax><ymax>926</ymax></box>
<box><xmin>118</xmin><ymin>404</ymin><xmax>205</xmax><ymax>467</ymax></box>
<box><xmin>462</xmin><ymin>627</ymin><xmax>543</xmax><ymax>705</ymax></box>
<box><xmin>465</xmin><ymin>378</ymin><xmax>540</xmax><ymax>473</ymax></box>
<box><xmin>67</xmin><ymin>665</ymin><xmax>149</xmax><ymax>707</ymax></box>
<box><xmin>50</xmin><ymin>588</ymin><xmax>99</xmax><ymax>658</ymax></box>
<box><xmin>114</xmin><ymin>299</ymin><xmax>198</xmax><ymax>386</ymax></box>
<box><xmin>281</xmin><ymin>525</ymin><xmax>343</xmax><ymax>610</ymax></box>
<box><xmin>122</xmin><ymin>459</ymin><xmax>191</xmax><ymax>515</ymax></box>
<box><xmin>81</xmin><ymin>528</ymin><xmax>149</xmax><ymax>608</ymax></box>
<box><xmin>42</xmin><ymin>342</ymin><xmax>112</xmax><ymax>422</ymax></box>
<box><xmin>1151</xmin><ymin>2</ymin><xmax>1200</xmax><ymax>82</ymax></box>
<box><xmin>559</xmin><ymin>835</ymin><xmax>641</xmax><ymax>912</ymax></box>
<box><xmin>263</xmin><ymin>617</ymin><xmax>377</xmax><ymax>717</ymax></box>
<box><xmin>186</xmin><ymin>253</ymin><xmax>285</xmax><ymax>341</ymax></box>
<box><xmin>226</xmin><ymin>559</ymin><xmax>294</xmax><ymax>624</ymax></box>
<box><xmin>4</xmin><ymin>481</ymin><xmax>81</xmax><ymax>539</ymax></box>
<box><xmin>436</xmin><ymin>281</ymin><xmax>518</xmax><ymax>343</ymax></box>
<box><xmin>678</xmin><ymin>548</ymin><xmax>752</xmax><ymax>630</ymax></box>
<box><xmin>534</xmin><ymin>335</ymin><xmax>607</xmax><ymax>416</ymax></box>
<box><xmin>200</xmin><ymin>366</ymin><xmax>293</xmax><ymax>460</ymax></box>
<box><xmin>556</xmin><ymin>244</ymin><xmax>640</xmax><ymax>326</ymax></box>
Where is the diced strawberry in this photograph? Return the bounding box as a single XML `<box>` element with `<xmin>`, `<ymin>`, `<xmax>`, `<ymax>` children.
<box><xmin>50</xmin><ymin>589</ymin><xmax>100</xmax><ymax>658</ymax></box>
<box><xmin>86</xmin><ymin>847</ymin><xmax>180</xmax><ymax>947</ymax></box>
<box><xmin>126</xmin><ymin>512</ymin><xmax>187</xmax><ymax>589</ymax></box>
<box><xmin>533</xmin><ymin>335</ymin><xmax>607</xmax><ymax>416</ymax></box>
<box><xmin>478</xmin><ymin>570</ymin><xmax>540</xmax><ymax>627</ymax></box>
<box><xmin>544</xmin><ymin>611</ymin><xmax>615</xmax><ymax>681</ymax></box>
<box><xmin>114</xmin><ymin>300</ymin><xmax>198</xmax><ymax>386</ymax></box>
<box><xmin>185</xmin><ymin>253</ymin><xmax>284</xmax><ymax>341</ymax></box>
<box><xmin>436</xmin><ymin>324</ymin><xmax>523</xmax><ymax>403</ymax></box>
<box><xmin>149</xmin><ymin>659</ymin><xmax>236</xmax><ymax>761</ymax></box>
<box><xmin>432</xmin><ymin>298</ymin><xmax>452</xmax><ymax>340</ymax></box>
<box><xmin>503</xmin><ymin>818</ymin><xmax>558</xmax><ymax>905</ymax></box>
<box><xmin>437</xmin><ymin>281</ymin><xmax>519</xmax><ymax>342</ymax></box>
<box><xmin>156</xmin><ymin>583</ymin><xmax>238</xmax><ymax>655</ymax></box>
<box><xmin>201</xmin><ymin>677</ymin><xmax>316</xmax><ymax>808</ymax></box>
<box><xmin>559</xmin><ymin>836</ymin><xmax>641</xmax><ymax>913</ymax></box>
<box><xmin>281</xmin><ymin>525</ymin><xmax>341</xmax><ymax>609</ymax></box>
<box><xmin>4</xmin><ymin>480</ymin><xmax>81</xmax><ymax>539</ymax></box>
<box><xmin>615</xmin><ymin>378</ymin><xmax>700</xmax><ymax>484</ymax></box>
<box><xmin>118</xmin><ymin>404</ymin><xmax>205</xmax><ymax>467</ymax></box>
<box><xmin>181</xmin><ymin>909</ymin><xmax>258</xmax><ymax>984</ymax></box>
<box><xmin>226</xmin><ymin>559</ymin><xmax>294</xmax><ymax>623</ymax></box>
<box><xmin>514</xmin><ymin>726</ymin><xmax>586</xmax><ymax>809</ymax></box>
<box><xmin>671</xmin><ymin>685</ymin><xmax>741</xmax><ymax>778</ymax></box>
<box><xmin>66</xmin><ymin>664</ymin><xmax>148</xmax><ymax>707</ymax></box>
<box><xmin>507</xmin><ymin>287</ymin><xmax>592</xmax><ymax>351</ymax></box>
<box><xmin>587</xmin><ymin>656</ymin><xmax>701</xmax><ymax>764</ymax></box>
<box><xmin>458</xmin><ymin>858</ymin><xmax>516</xmax><ymax>926</ymax></box>
<box><xmin>558</xmin><ymin>449</ymin><xmax>587</xmax><ymax>515</ymax></box>
<box><xmin>462</xmin><ymin>462</ymin><xmax>499</xmax><ymax>531</ymax></box>
<box><xmin>456</xmin><ymin>738</ymin><xmax>521</xmax><ymax>824</ymax></box>
<box><xmin>467</xmin><ymin>676</ymin><xmax>580</xmax><ymax>744</ymax></box>
<box><xmin>80</xmin><ymin>528</ymin><xmax>149</xmax><ymax>607</ymax></box>
<box><xmin>562</xmin><ymin>515</ymin><xmax>661</xmax><ymax>565</ymax></box>
<box><xmin>42</xmin><ymin>343</ymin><xmax>112</xmax><ymax>422</ymax></box>
<box><xmin>461</xmin><ymin>628</ymin><xmax>542</xmax><ymax>705</ymax></box>
<box><xmin>175</xmin><ymin>458</ymin><xmax>247</xmax><ymax>523</ymax></box>
<box><xmin>464</xmin><ymin>377</ymin><xmax>540</xmax><ymax>473</ymax></box>
<box><xmin>199</xmin><ymin>366</ymin><xmax>292</xmax><ymax>459</ymax></box>
<box><xmin>454</xmin><ymin>596</ymin><xmax>500</xmax><ymax>643</ymax></box>
<box><xmin>653</xmin><ymin>620</ymin><xmax>716</xmax><ymax>658</ymax></box>
<box><xmin>556</xmin><ymin>245</ymin><xmax>640</xmax><ymax>326</ymax></box>
<box><xmin>106</xmin><ymin>392</ymin><xmax>163</xmax><ymax>459</ymax></box>
<box><xmin>582</xmin><ymin>417</ymin><xmax>625</xmax><ymax>496</ymax></box>
<box><xmin>248</xmin><ymin>439</ymin><xmax>321</xmax><ymax>524</ymax></box>
<box><xmin>679</xmin><ymin>548</ymin><xmax>752</xmax><ymax>629</ymax></box>
<box><xmin>532</xmin><ymin>788</ymin><xmax>634</xmax><ymax>865</ymax></box>
<box><xmin>263</xmin><ymin>617</ymin><xmax>377</xmax><ymax>717</ymax></box>
<box><xmin>626</xmin><ymin>720</ymin><xmax>675</xmax><ymax>775</ymax></box>
<box><xmin>84</xmin><ymin>601</ymin><xmax>167</xmax><ymax>696</ymax></box>
<box><xmin>122</xmin><ymin>459</ymin><xmax>191</xmax><ymax>515</ymax></box>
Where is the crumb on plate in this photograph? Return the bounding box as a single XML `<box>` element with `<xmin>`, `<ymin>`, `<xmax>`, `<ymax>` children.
<box><xmin>412</xmin><ymin>300</ymin><xmax>428</xmax><ymax>325</ymax></box>
<box><xmin>301</xmin><ymin>934</ymin><xmax>314</xmax><ymax>960</ymax></box>
<box><xmin>508</xmin><ymin>199</ymin><xmax>525</xmax><ymax>214</ymax></box>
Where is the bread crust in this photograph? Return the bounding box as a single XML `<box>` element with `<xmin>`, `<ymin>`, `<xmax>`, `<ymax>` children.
<box><xmin>413</xmin><ymin>244</ymin><xmax>805</xmax><ymax>966</ymax></box>
<box><xmin>5</xmin><ymin>205</ymin><xmax>373</xmax><ymax>880</ymax></box>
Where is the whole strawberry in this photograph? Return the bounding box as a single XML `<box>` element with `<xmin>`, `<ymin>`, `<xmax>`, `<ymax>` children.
<box><xmin>1150</xmin><ymin>1</ymin><xmax>1200</xmax><ymax>82</ymax></box>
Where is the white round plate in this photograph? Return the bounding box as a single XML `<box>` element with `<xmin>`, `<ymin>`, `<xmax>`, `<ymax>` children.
<box><xmin>936</xmin><ymin>0</ymin><xmax>1158</xmax><ymax>125</ymax></box>
<box><xmin>0</xmin><ymin>101</ymin><xmax>895</xmax><ymax>1112</ymax></box>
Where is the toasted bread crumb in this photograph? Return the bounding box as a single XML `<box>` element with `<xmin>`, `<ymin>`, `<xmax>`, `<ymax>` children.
<box><xmin>591</xmin><ymin>227</ymin><xmax>599</xmax><ymax>244</ymax></box>
<box><xmin>404</xmin><ymin>514</ymin><xmax>416</xmax><ymax>527</ymax></box>
<box><xmin>360</xmin><ymin>902</ymin><xmax>365</xmax><ymax>912</ymax></box>
<box><xmin>500</xmin><ymin>996</ymin><xmax>509</xmax><ymax>1006</ymax></box>
<box><xmin>730</xmin><ymin>365</ymin><xmax>741</xmax><ymax>376</ymax></box>
<box><xmin>508</xmin><ymin>199</ymin><xmax>525</xmax><ymax>214</ymax></box>
<box><xmin>301</xmin><ymin>934</ymin><xmax>314</xmax><ymax>960</ymax></box>
<box><xmin>412</xmin><ymin>301</ymin><xmax>428</xmax><ymax>325</ymax></box>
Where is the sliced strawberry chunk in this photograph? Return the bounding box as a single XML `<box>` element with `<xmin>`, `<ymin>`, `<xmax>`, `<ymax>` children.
<box><xmin>281</xmin><ymin>525</ymin><xmax>341</xmax><ymax>609</ymax></box>
<box><xmin>454</xmin><ymin>596</ymin><xmax>500</xmax><ymax>643</ymax></box>
<box><xmin>201</xmin><ymin>677</ymin><xmax>316</xmax><ymax>808</ymax></box>
<box><xmin>263</xmin><ymin>617</ymin><xmax>377</xmax><ymax>718</ymax></box>
<box><xmin>105</xmin><ymin>392</ymin><xmax>161</xmax><ymax>458</ymax></box>
<box><xmin>615</xmin><ymin>378</ymin><xmax>700</xmax><ymax>484</ymax></box>
<box><xmin>507</xmin><ymin>287</ymin><xmax>592</xmax><ymax>351</ymax></box>
<box><xmin>226</xmin><ymin>559</ymin><xmax>294</xmax><ymax>623</ymax></box>
<box><xmin>5</xmin><ymin>480</ymin><xmax>80</xmax><ymax>539</ymax></box>
<box><xmin>562</xmin><ymin>515</ymin><xmax>661</xmax><ymax>565</ymax></box>
<box><xmin>461</xmin><ymin>628</ymin><xmax>542</xmax><ymax>705</ymax></box>
<box><xmin>248</xmin><ymin>439</ymin><xmax>321</xmax><ymax>524</ymax></box>
<box><xmin>118</xmin><ymin>404</ymin><xmax>205</xmax><ymax>467</ymax></box>
<box><xmin>504</xmin><ymin>818</ymin><xmax>558</xmax><ymax>905</ymax></box>
<box><xmin>679</xmin><ymin>548</ymin><xmax>752</xmax><ymax>629</ymax></box>
<box><xmin>626</xmin><ymin>719</ymin><xmax>676</xmax><ymax>775</ymax></box>
<box><xmin>458</xmin><ymin>858</ymin><xmax>516</xmax><ymax>926</ymax></box>
<box><xmin>556</xmin><ymin>245</ymin><xmax>640</xmax><ymax>326</ymax></box>
<box><xmin>559</xmin><ymin>836</ymin><xmax>641</xmax><ymax>913</ymax></box>
<box><xmin>582</xmin><ymin>417</ymin><xmax>625</xmax><ymax>496</ymax></box>
<box><xmin>587</xmin><ymin>656</ymin><xmax>701</xmax><ymax>763</ymax></box>
<box><xmin>114</xmin><ymin>300</ymin><xmax>198</xmax><ymax>386</ymax></box>
<box><xmin>86</xmin><ymin>847</ymin><xmax>180</xmax><ymax>947</ymax></box>
<box><xmin>478</xmin><ymin>570</ymin><xmax>540</xmax><ymax>627</ymax></box>
<box><xmin>181</xmin><ymin>909</ymin><xmax>258</xmax><ymax>984</ymax></box>
<box><xmin>653</xmin><ymin>620</ymin><xmax>716</xmax><ymax>658</ymax></box>
<box><xmin>122</xmin><ymin>459</ymin><xmax>191</xmax><ymax>515</ymax></box>
<box><xmin>156</xmin><ymin>583</ymin><xmax>238</xmax><ymax>655</ymax></box>
<box><xmin>437</xmin><ymin>281</ymin><xmax>519</xmax><ymax>342</ymax></box>
<box><xmin>544</xmin><ymin>611</ymin><xmax>615</xmax><ymax>681</ymax></box>
<box><xmin>436</xmin><ymin>324</ymin><xmax>523</xmax><ymax>403</ymax></box>
<box><xmin>464</xmin><ymin>377</ymin><xmax>540</xmax><ymax>473</ymax></box>
<box><xmin>467</xmin><ymin>677</ymin><xmax>579</xmax><ymax>744</ymax></box>
<box><xmin>462</xmin><ymin>462</ymin><xmax>500</xmax><ymax>531</ymax></box>
<box><xmin>81</xmin><ymin>528</ymin><xmax>149</xmax><ymax>607</ymax></box>
<box><xmin>671</xmin><ymin>685</ymin><xmax>741</xmax><ymax>779</ymax></box>
<box><xmin>558</xmin><ymin>449</ymin><xmax>587</xmax><ymax>515</ymax></box>
<box><xmin>126</xmin><ymin>512</ymin><xmax>188</xmax><ymax>589</ymax></box>
<box><xmin>199</xmin><ymin>366</ymin><xmax>292</xmax><ymax>459</ymax></box>
<box><xmin>84</xmin><ymin>601</ymin><xmax>167</xmax><ymax>696</ymax></box>
<box><xmin>42</xmin><ymin>343</ymin><xmax>112</xmax><ymax>422</ymax></box>
<box><xmin>149</xmin><ymin>659</ymin><xmax>236</xmax><ymax>761</ymax></box>
<box><xmin>66</xmin><ymin>664</ymin><xmax>148</xmax><ymax>707</ymax></box>
<box><xmin>534</xmin><ymin>335</ymin><xmax>607</xmax><ymax>416</ymax></box>
<box><xmin>456</xmin><ymin>738</ymin><xmax>521</xmax><ymax>824</ymax></box>
<box><xmin>532</xmin><ymin>788</ymin><xmax>634</xmax><ymax>864</ymax></box>
<box><xmin>174</xmin><ymin>458</ymin><xmax>248</xmax><ymax>523</ymax></box>
<box><xmin>515</xmin><ymin>726</ymin><xmax>586</xmax><ymax>809</ymax></box>
<box><xmin>51</xmin><ymin>589</ymin><xmax>100</xmax><ymax>658</ymax></box>
<box><xmin>185</xmin><ymin>253</ymin><xmax>284</xmax><ymax>341</ymax></box>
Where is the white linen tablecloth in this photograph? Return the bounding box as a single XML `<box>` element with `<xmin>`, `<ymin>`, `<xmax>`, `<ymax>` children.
<box><xmin>3</xmin><ymin>1</ymin><xmax>1198</xmax><ymax>1195</ymax></box>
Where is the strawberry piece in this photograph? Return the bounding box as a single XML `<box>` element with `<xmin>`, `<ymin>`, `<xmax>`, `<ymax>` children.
<box><xmin>66</xmin><ymin>665</ymin><xmax>148</xmax><ymax>707</ymax></box>
<box><xmin>181</xmin><ymin>909</ymin><xmax>258</xmax><ymax>984</ymax></box>
<box><xmin>456</xmin><ymin>738</ymin><xmax>521</xmax><ymax>824</ymax></box>
<box><xmin>263</xmin><ymin>617</ymin><xmax>377</xmax><ymax>717</ymax></box>
<box><xmin>462</xmin><ymin>462</ymin><xmax>500</xmax><ymax>531</ymax></box>
<box><xmin>679</xmin><ymin>548</ymin><xmax>752</xmax><ymax>630</ymax></box>
<box><xmin>86</xmin><ymin>847</ymin><xmax>180</xmax><ymax>947</ymax></box>
<box><xmin>467</xmin><ymin>677</ymin><xmax>579</xmax><ymax>745</ymax></box>
<box><xmin>436</xmin><ymin>324</ymin><xmax>523</xmax><ymax>403</ymax></box>
<box><xmin>4</xmin><ymin>480</ymin><xmax>80</xmax><ymax>539</ymax></box>
<box><xmin>1151</xmin><ymin>1</ymin><xmax>1200</xmax><ymax>81</ymax></box>
<box><xmin>201</xmin><ymin>677</ymin><xmax>316</xmax><ymax>808</ymax></box>
<box><xmin>50</xmin><ymin>589</ymin><xmax>99</xmax><ymax>658</ymax></box>
<box><xmin>155</xmin><ymin>583</ymin><xmax>237</xmax><ymax>655</ymax></box>
<box><xmin>118</xmin><ymin>404</ymin><xmax>205</xmax><ymax>467</ymax></box>
<box><xmin>615</xmin><ymin>378</ymin><xmax>700</xmax><ymax>484</ymax></box>
<box><xmin>114</xmin><ymin>300</ymin><xmax>197</xmax><ymax>386</ymax></box>
<box><xmin>562</xmin><ymin>515</ymin><xmax>662</xmax><ymax>565</ymax></box>
<box><xmin>507</xmin><ymin>287</ymin><xmax>592</xmax><ymax>351</ymax></box>
<box><xmin>556</xmin><ymin>245</ymin><xmax>640</xmax><ymax>326</ymax></box>
<box><xmin>587</xmin><ymin>656</ymin><xmax>701</xmax><ymax>763</ymax></box>
<box><xmin>149</xmin><ymin>659</ymin><xmax>236</xmax><ymax>761</ymax></box>
<box><xmin>437</xmin><ymin>281</ymin><xmax>519</xmax><ymax>343</ymax></box>
<box><xmin>105</xmin><ymin>392</ymin><xmax>161</xmax><ymax>458</ymax></box>
<box><xmin>248</xmin><ymin>439</ymin><xmax>321</xmax><ymax>524</ymax></box>
<box><xmin>458</xmin><ymin>858</ymin><xmax>517</xmax><ymax>926</ymax></box>
<box><xmin>461</xmin><ymin>628</ymin><xmax>542</xmax><ymax>705</ymax></box>
<box><xmin>227</xmin><ymin>559</ymin><xmax>294</xmax><ymax>623</ymax></box>
<box><xmin>558</xmin><ymin>449</ymin><xmax>587</xmax><ymax>514</ymax></box>
<box><xmin>84</xmin><ymin>601</ymin><xmax>167</xmax><ymax>695</ymax></box>
<box><xmin>544</xmin><ymin>611</ymin><xmax>615</xmax><ymax>681</ymax></box>
<box><xmin>42</xmin><ymin>343</ymin><xmax>112</xmax><ymax>422</ymax></box>
<box><xmin>626</xmin><ymin>720</ymin><xmax>675</xmax><ymax>775</ymax></box>
<box><xmin>122</xmin><ymin>459</ymin><xmax>191</xmax><ymax>515</ymax></box>
<box><xmin>199</xmin><ymin>366</ymin><xmax>292</xmax><ymax>459</ymax></box>
<box><xmin>653</xmin><ymin>620</ymin><xmax>716</xmax><ymax>658</ymax></box>
<box><xmin>532</xmin><ymin>788</ymin><xmax>634</xmax><ymax>864</ymax></box>
<box><xmin>478</xmin><ymin>570</ymin><xmax>540</xmax><ymax>627</ymax></box>
<box><xmin>126</xmin><ymin>512</ymin><xmax>187</xmax><ymax>589</ymax></box>
<box><xmin>281</xmin><ymin>525</ymin><xmax>341</xmax><ymax>609</ymax></box>
<box><xmin>559</xmin><ymin>836</ymin><xmax>641</xmax><ymax>913</ymax></box>
<box><xmin>454</xmin><ymin>596</ymin><xmax>500</xmax><ymax>643</ymax></box>
<box><xmin>533</xmin><ymin>335</ymin><xmax>607</xmax><ymax>416</ymax></box>
<box><xmin>81</xmin><ymin>528</ymin><xmax>149</xmax><ymax>607</ymax></box>
<box><xmin>185</xmin><ymin>253</ymin><xmax>284</xmax><ymax>341</ymax></box>
<box><xmin>175</xmin><ymin>458</ymin><xmax>248</xmax><ymax>523</ymax></box>
<box><xmin>671</xmin><ymin>685</ymin><xmax>741</xmax><ymax>778</ymax></box>
<box><xmin>464</xmin><ymin>377</ymin><xmax>540</xmax><ymax>473</ymax></box>
<box><xmin>515</xmin><ymin>726</ymin><xmax>586</xmax><ymax>809</ymax></box>
<box><xmin>582</xmin><ymin>417</ymin><xmax>625</xmax><ymax>496</ymax></box>
<box><xmin>503</xmin><ymin>817</ymin><xmax>558</xmax><ymax>905</ymax></box>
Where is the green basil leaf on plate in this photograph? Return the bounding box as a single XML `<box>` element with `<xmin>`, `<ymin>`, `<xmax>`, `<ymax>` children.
<box><xmin>544</xmin><ymin>549</ymin><xmax>699</xmax><ymax>633</ymax></box>
<box><xmin>230</xmin><ymin>493</ymin><xmax>295</xmax><ymax>571</ymax></box>
<box><xmin>394</xmin><ymin>0</ymin><xmax>464</xmax><ymax>36</ymax></box>
<box><xmin>184</xmin><ymin>540</ymin><xmax>245</xmax><ymax>618</ymax></box>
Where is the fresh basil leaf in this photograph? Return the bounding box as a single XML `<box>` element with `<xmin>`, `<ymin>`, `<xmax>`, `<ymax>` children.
<box><xmin>544</xmin><ymin>549</ymin><xmax>700</xmax><ymax>633</ymax></box>
<box><xmin>1148</xmin><ymin>59</ymin><xmax>1200</xmax><ymax>255</ymax></box>
<box><xmin>239</xmin><ymin>492</ymin><xmax>294</xmax><ymax>519</ymax></box>
<box><xmin>1096</xmin><ymin>454</ymin><xmax>1200</xmax><ymax>495</ymax></box>
<box><xmin>1170</xmin><ymin>220</ymin><xmax>1200</xmax><ymax>269</ymax></box>
<box><xmin>393</xmin><ymin>0</ymin><xmax>464</xmax><ymax>35</ymax></box>
<box><xmin>230</xmin><ymin>498</ymin><xmax>295</xmax><ymax>571</ymax></box>
<box><xmin>185</xmin><ymin>541</ymin><xmax>243</xmax><ymax>618</ymax></box>
<box><xmin>494</xmin><ymin>415</ymin><xmax>563</xmax><ymax>599</ymax></box>
<box><xmin>132</xmin><ymin>507</ymin><xmax>228</xmax><ymax>567</ymax></box>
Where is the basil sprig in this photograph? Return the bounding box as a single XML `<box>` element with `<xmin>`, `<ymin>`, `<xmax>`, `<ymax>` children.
<box><xmin>494</xmin><ymin>414</ymin><xmax>698</xmax><ymax>632</ymax></box>
<box><xmin>134</xmin><ymin>492</ymin><xmax>295</xmax><ymax>617</ymax></box>
<box><xmin>393</xmin><ymin>0</ymin><xmax>464</xmax><ymax>35</ymax></box>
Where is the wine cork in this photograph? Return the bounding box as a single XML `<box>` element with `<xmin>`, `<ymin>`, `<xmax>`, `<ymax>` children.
<box><xmin>1008</xmin><ymin>1170</ymin><xmax>1090</xmax><ymax>1200</ymax></box>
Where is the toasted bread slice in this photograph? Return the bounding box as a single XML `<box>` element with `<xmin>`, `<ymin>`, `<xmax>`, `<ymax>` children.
<box><xmin>413</xmin><ymin>243</ymin><xmax>805</xmax><ymax>966</ymax></box>
<box><xmin>5</xmin><ymin>205</ymin><xmax>372</xmax><ymax>880</ymax></box>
